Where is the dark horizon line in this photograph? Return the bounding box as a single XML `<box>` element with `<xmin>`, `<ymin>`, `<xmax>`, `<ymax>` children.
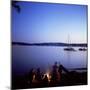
<box><xmin>12</xmin><ymin>41</ymin><xmax>87</xmax><ymax>47</ymax></box>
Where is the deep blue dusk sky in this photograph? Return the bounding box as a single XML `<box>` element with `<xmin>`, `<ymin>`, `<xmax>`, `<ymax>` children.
<box><xmin>12</xmin><ymin>1</ymin><xmax>87</xmax><ymax>43</ymax></box>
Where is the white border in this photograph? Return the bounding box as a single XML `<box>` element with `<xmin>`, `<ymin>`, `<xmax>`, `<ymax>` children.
<box><xmin>15</xmin><ymin>0</ymin><xmax>88</xmax><ymax>5</ymax></box>
<box><xmin>0</xmin><ymin>0</ymin><xmax>89</xmax><ymax>90</ymax></box>
<box><xmin>0</xmin><ymin>0</ymin><xmax>10</xmax><ymax>90</ymax></box>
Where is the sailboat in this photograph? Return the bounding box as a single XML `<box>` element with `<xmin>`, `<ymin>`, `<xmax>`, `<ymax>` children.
<box><xmin>64</xmin><ymin>35</ymin><xmax>76</xmax><ymax>51</ymax></box>
<box><xmin>64</xmin><ymin>47</ymin><xmax>75</xmax><ymax>51</ymax></box>
<box><xmin>78</xmin><ymin>47</ymin><xmax>87</xmax><ymax>51</ymax></box>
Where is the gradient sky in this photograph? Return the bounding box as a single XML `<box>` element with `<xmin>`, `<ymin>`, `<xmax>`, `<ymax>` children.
<box><xmin>12</xmin><ymin>1</ymin><xmax>87</xmax><ymax>43</ymax></box>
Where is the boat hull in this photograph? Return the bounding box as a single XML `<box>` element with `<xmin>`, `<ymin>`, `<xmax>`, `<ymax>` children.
<box><xmin>64</xmin><ymin>48</ymin><xmax>76</xmax><ymax>51</ymax></box>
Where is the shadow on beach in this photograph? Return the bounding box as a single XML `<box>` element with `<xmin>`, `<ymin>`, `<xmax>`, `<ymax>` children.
<box><xmin>12</xmin><ymin>62</ymin><xmax>87</xmax><ymax>89</ymax></box>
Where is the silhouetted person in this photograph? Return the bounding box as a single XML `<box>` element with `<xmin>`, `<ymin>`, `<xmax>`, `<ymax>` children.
<box><xmin>53</xmin><ymin>62</ymin><xmax>58</xmax><ymax>70</ymax></box>
<box><xmin>36</xmin><ymin>68</ymin><xmax>42</xmax><ymax>81</ymax></box>
<box><xmin>43</xmin><ymin>75</ymin><xmax>48</xmax><ymax>86</ymax></box>
<box><xmin>59</xmin><ymin>64</ymin><xmax>69</xmax><ymax>74</ymax></box>
<box><xmin>58</xmin><ymin>64</ymin><xmax>63</xmax><ymax>80</ymax></box>
<box><xmin>51</xmin><ymin>62</ymin><xmax>59</xmax><ymax>82</ymax></box>
<box><xmin>28</xmin><ymin>68</ymin><xmax>35</xmax><ymax>85</ymax></box>
<box><xmin>58</xmin><ymin>64</ymin><xmax>69</xmax><ymax>83</ymax></box>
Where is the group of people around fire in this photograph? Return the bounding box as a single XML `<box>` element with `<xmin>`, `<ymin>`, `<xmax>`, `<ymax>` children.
<box><xmin>27</xmin><ymin>62</ymin><xmax>69</xmax><ymax>87</ymax></box>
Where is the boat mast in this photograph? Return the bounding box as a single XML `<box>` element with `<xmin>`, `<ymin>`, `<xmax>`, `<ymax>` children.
<box><xmin>68</xmin><ymin>34</ymin><xmax>70</xmax><ymax>47</ymax></box>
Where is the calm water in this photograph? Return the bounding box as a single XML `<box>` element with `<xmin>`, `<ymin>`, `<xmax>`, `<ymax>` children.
<box><xmin>12</xmin><ymin>46</ymin><xmax>87</xmax><ymax>75</ymax></box>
